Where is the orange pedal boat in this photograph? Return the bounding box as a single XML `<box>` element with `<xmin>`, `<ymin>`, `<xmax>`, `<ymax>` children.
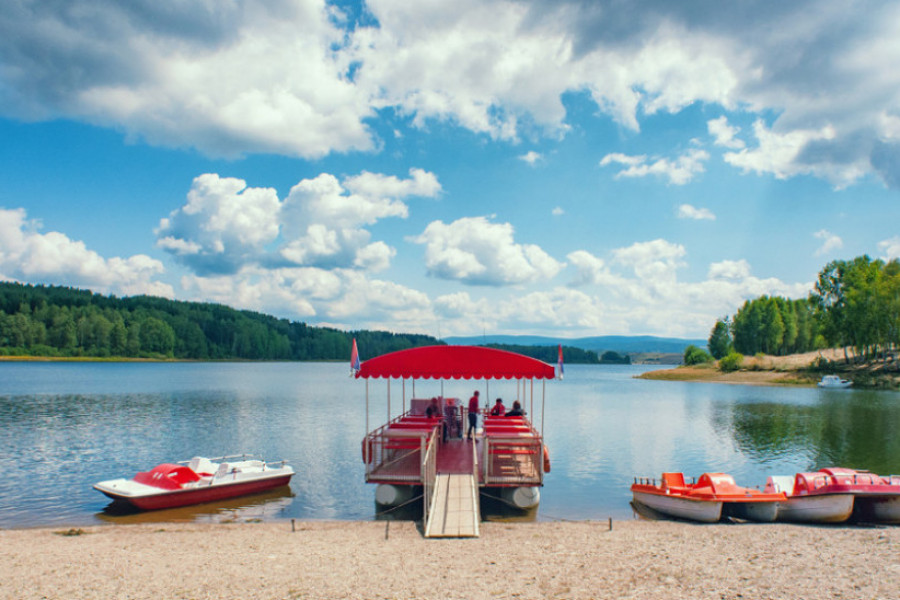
<box><xmin>631</xmin><ymin>472</ymin><xmax>786</xmax><ymax>523</ymax></box>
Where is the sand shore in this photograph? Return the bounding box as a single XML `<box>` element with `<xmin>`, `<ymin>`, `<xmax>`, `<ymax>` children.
<box><xmin>2</xmin><ymin>520</ymin><xmax>898</xmax><ymax>599</ymax></box>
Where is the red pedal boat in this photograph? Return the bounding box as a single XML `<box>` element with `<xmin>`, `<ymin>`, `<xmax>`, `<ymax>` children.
<box><xmin>765</xmin><ymin>467</ymin><xmax>900</xmax><ymax>523</ymax></box>
<box><xmin>94</xmin><ymin>455</ymin><xmax>294</xmax><ymax>511</ymax></box>
<box><xmin>631</xmin><ymin>472</ymin><xmax>786</xmax><ymax>523</ymax></box>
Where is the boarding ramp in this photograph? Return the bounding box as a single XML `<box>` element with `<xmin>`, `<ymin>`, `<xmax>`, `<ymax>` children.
<box><xmin>425</xmin><ymin>441</ymin><xmax>480</xmax><ymax>538</ymax></box>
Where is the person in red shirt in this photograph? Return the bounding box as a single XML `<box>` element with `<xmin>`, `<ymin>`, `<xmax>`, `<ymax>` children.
<box><xmin>489</xmin><ymin>398</ymin><xmax>505</xmax><ymax>416</ymax></box>
<box><xmin>466</xmin><ymin>390</ymin><xmax>480</xmax><ymax>440</ymax></box>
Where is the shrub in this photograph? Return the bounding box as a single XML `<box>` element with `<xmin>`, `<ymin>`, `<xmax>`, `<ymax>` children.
<box><xmin>683</xmin><ymin>344</ymin><xmax>714</xmax><ymax>366</ymax></box>
<box><xmin>719</xmin><ymin>351</ymin><xmax>744</xmax><ymax>372</ymax></box>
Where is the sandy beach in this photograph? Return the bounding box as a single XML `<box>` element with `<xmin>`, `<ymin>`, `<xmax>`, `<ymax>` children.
<box><xmin>2</xmin><ymin>520</ymin><xmax>898</xmax><ymax>599</ymax></box>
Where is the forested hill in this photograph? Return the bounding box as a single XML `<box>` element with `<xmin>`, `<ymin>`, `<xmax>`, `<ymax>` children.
<box><xmin>481</xmin><ymin>343</ymin><xmax>609</xmax><ymax>365</ymax></box>
<box><xmin>0</xmin><ymin>282</ymin><xmax>437</xmax><ymax>360</ymax></box>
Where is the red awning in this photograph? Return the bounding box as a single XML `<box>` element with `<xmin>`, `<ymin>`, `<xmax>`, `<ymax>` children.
<box><xmin>355</xmin><ymin>345</ymin><xmax>556</xmax><ymax>380</ymax></box>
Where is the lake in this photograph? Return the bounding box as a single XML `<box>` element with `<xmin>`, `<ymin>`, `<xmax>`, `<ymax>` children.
<box><xmin>1</xmin><ymin>361</ymin><xmax>898</xmax><ymax>528</ymax></box>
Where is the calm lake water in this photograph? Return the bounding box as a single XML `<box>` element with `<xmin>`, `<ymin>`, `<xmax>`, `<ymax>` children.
<box><xmin>1</xmin><ymin>361</ymin><xmax>899</xmax><ymax>528</ymax></box>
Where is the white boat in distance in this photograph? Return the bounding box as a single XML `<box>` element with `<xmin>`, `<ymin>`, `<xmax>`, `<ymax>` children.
<box><xmin>817</xmin><ymin>375</ymin><xmax>852</xmax><ymax>388</ymax></box>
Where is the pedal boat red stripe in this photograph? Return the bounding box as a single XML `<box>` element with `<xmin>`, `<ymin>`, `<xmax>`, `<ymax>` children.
<box><xmin>93</xmin><ymin>456</ymin><xmax>294</xmax><ymax>511</ymax></box>
<box><xmin>765</xmin><ymin>468</ymin><xmax>900</xmax><ymax>523</ymax></box>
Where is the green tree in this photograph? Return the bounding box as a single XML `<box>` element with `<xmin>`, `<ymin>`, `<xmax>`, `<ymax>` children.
<box><xmin>708</xmin><ymin>318</ymin><xmax>733</xmax><ymax>359</ymax></box>
<box><xmin>126</xmin><ymin>322</ymin><xmax>142</xmax><ymax>356</ymax></box>
<box><xmin>761</xmin><ymin>297</ymin><xmax>785</xmax><ymax>355</ymax></box>
<box><xmin>139</xmin><ymin>317</ymin><xmax>176</xmax><ymax>356</ymax></box>
<box><xmin>48</xmin><ymin>309</ymin><xmax>77</xmax><ymax>352</ymax></box>
<box><xmin>110</xmin><ymin>314</ymin><xmax>128</xmax><ymax>355</ymax></box>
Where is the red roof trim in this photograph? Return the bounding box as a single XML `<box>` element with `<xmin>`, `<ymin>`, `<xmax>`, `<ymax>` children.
<box><xmin>355</xmin><ymin>345</ymin><xmax>556</xmax><ymax>380</ymax></box>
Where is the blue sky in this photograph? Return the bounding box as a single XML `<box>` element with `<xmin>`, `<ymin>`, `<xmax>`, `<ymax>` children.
<box><xmin>1</xmin><ymin>0</ymin><xmax>899</xmax><ymax>339</ymax></box>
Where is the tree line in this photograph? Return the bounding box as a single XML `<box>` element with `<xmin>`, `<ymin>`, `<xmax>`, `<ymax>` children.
<box><xmin>705</xmin><ymin>255</ymin><xmax>900</xmax><ymax>363</ymax></box>
<box><xmin>0</xmin><ymin>282</ymin><xmax>437</xmax><ymax>361</ymax></box>
<box><xmin>482</xmin><ymin>343</ymin><xmax>602</xmax><ymax>364</ymax></box>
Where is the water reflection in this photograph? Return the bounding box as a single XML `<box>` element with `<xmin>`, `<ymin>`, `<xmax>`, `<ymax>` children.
<box><xmin>720</xmin><ymin>390</ymin><xmax>900</xmax><ymax>474</ymax></box>
<box><xmin>96</xmin><ymin>486</ymin><xmax>295</xmax><ymax>524</ymax></box>
<box><xmin>1</xmin><ymin>361</ymin><xmax>899</xmax><ymax>528</ymax></box>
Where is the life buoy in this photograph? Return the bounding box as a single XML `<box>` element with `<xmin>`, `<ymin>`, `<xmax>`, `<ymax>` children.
<box><xmin>543</xmin><ymin>445</ymin><xmax>551</xmax><ymax>473</ymax></box>
<box><xmin>362</xmin><ymin>438</ymin><xmax>374</xmax><ymax>464</ymax></box>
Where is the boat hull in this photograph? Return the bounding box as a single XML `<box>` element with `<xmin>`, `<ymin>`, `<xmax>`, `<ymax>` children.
<box><xmin>95</xmin><ymin>474</ymin><xmax>293</xmax><ymax>510</ymax></box>
<box><xmin>854</xmin><ymin>496</ymin><xmax>900</xmax><ymax>524</ymax></box>
<box><xmin>776</xmin><ymin>494</ymin><xmax>854</xmax><ymax>523</ymax></box>
<box><xmin>725</xmin><ymin>500</ymin><xmax>779</xmax><ymax>523</ymax></box>
<box><xmin>632</xmin><ymin>491</ymin><xmax>723</xmax><ymax>523</ymax></box>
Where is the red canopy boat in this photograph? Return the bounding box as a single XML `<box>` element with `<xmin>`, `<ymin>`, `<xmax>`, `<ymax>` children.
<box><xmin>356</xmin><ymin>344</ymin><xmax>557</xmax><ymax>536</ymax></box>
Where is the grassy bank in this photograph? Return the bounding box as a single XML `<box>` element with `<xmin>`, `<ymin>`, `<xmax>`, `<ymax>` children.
<box><xmin>0</xmin><ymin>355</ymin><xmax>177</xmax><ymax>363</ymax></box>
<box><xmin>638</xmin><ymin>349</ymin><xmax>900</xmax><ymax>390</ymax></box>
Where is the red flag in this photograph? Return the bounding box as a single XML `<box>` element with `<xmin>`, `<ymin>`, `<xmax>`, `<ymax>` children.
<box><xmin>350</xmin><ymin>338</ymin><xmax>361</xmax><ymax>374</ymax></box>
<box><xmin>557</xmin><ymin>344</ymin><xmax>564</xmax><ymax>380</ymax></box>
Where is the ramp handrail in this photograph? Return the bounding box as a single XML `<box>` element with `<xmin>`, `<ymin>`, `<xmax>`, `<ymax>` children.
<box><xmin>423</xmin><ymin>428</ymin><xmax>439</xmax><ymax>525</ymax></box>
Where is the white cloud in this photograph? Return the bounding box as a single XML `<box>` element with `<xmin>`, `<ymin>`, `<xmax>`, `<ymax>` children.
<box><xmin>708</xmin><ymin>259</ymin><xmax>751</xmax><ymax>280</ymax></box>
<box><xmin>432</xmin><ymin>287</ymin><xmax>614</xmax><ymax>336</ymax></box>
<box><xmin>724</xmin><ymin>120</ymin><xmax>870</xmax><ymax>188</ymax></box>
<box><xmin>677</xmin><ymin>204</ymin><xmax>716</xmax><ymax>220</ymax></box>
<box><xmin>180</xmin><ymin>265</ymin><xmax>433</xmax><ymax>331</ymax></box>
<box><xmin>566</xmin><ymin>250</ymin><xmax>624</xmax><ymax>288</ymax></box>
<box><xmin>599</xmin><ymin>153</ymin><xmax>646</xmax><ymax>168</ymax></box>
<box><xmin>559</xmin><ymin>241</ymin><xmax>810</xmax><ymax>337</ymax></box>
<box><xmin>411</xmin><ymin>216</ymin><xmax>563</xmax><ymax>286</ymax></box>
<box><xmin>436</xmin><ymin>247</ymin><xmax>812</xmax><ymax>338</ymax></box>
<box><xmin>156</xmin><ymin>174</ymin><xmax>281</xmax><ymax>274</ymax></box>
<box><xmin>3</xmin><ymin>1</ymin><xmax>900</xmax><ymax>187</ymax></box>
<box><xmin>353</xmin><ymin>241</ymin><xmax>395</xmax><ymax>272</ymax></box>
<box><xmin>283</xmin><ymin>173</ymin><xmax>408</xmax><ymax>233</ymax></box>
<box><xmin>0</xmin><ymin>1</ymin><xmax>373</xmax><ymax>159</ymax></box>
<box><xmin>879</xmin><ymin>113</ymin><xmax>900</xmax><ymax>141</ymax></box>
<box><xmin>342</xmin><ymin>168</ymin><xmax>442</xmax><ymax>204</ymax></box>
<box><xmin>813</xmin><ymin>229</ymin><xmax>843</xmax><ymax>256</ymax></box>
<box><xmin>552</xmin><ymin>206</ymin><xmax>564</xmax><ymax>216</ymax></box>
<box><xmin>879</xmin><ymin>236</ymin><xmax>900</xmax><ymax>260</ymax></box>
<box><xmin>157</xmin><ymin>168</ymin><xmax>440</xmax><ymax>275</ymax></box>
<box><xmin>519</xmin><ymin>151</ymin><xmax>543</xmax><ymax>165</ymax></box>
<box><xmin>612</xmin><ymin>239</ymin><xmax>687</xmax><ymax>282</ymax></box>
<box><xmin>708</xmin><ymin>116</ymin><xmax>745</xmax><ymax>149</ymax></box>
<box><xmin>600</xmin><ymin>149</ymin><xmax>709</xmax><ymax>185</ymax></box>
<box><xmin>0</xmin><ymin>207</ymin><xmax>171</xmax><ymax>297</ymax></box>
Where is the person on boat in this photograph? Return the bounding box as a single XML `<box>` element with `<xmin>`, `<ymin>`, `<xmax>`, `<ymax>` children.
<box><xmin>489</xmin><ymin>398</ymin><xmax>506</xmax><ymax>416</ymax></box>
<box><xmin>425</xmin><ymin>397</ymin><xmax>440</xmax><ymax>419</ymax></box>
<box><xmin>443</xmin><ymin>398</ymin><xmax>460</xmax><ymax>441</ymax></box>
<box><xmin>505</xmin><ymin>400</ymin><xmax>525</xmax><ymax>417</ymax></box>
<box><xmin>466</xmin><ymin>390</ymin><xmax>480</xmax><ymax>440</ymax></box>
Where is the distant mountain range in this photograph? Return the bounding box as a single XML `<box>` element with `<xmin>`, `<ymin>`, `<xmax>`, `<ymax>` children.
<box><xmin>443</xmin><ymin>334</ymin><xmax>707</xmax><ymax>355</ymax></box>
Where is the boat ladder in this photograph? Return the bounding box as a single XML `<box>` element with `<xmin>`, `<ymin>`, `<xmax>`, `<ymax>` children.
<box><xmin>424</xmin><ymin>473</ymin><xmax>480</xmax><ymax>538</ymax></box>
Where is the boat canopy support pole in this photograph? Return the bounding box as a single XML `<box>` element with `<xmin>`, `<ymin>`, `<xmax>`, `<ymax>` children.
<box><xmin>540</xmin><ymin>379</ymin><xmax>545</xmax><ymax>437</ymax></box>
<box><xmin>387</xmin><ymin>379</ymin><xmax>391</xmax><ymax>422</ymax></box>
<box><xmin>530</xmin><ymin>379</ymin><xmax>534</xmax><ymax>419</ymax></box>
<box><xmin>365</xmin><ymin>379</ymin><xmax>370</xmax><ymax>464</ymax></box>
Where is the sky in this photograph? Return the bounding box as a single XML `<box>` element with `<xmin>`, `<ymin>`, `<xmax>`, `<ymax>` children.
<box><xmin>1</xmin><ymin>0</ymin><xmax>899</xmax><ymax>340</ymax></box>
